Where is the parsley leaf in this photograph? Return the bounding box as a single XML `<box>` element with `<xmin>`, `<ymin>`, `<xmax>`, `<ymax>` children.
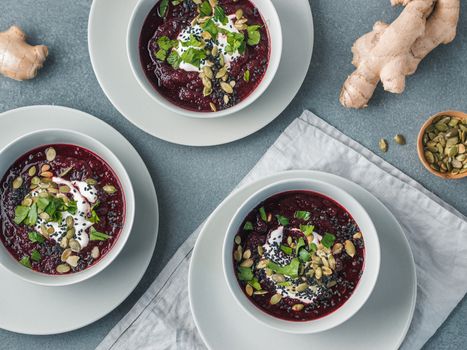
<box><xmin>36</xmin><ymin>197</ymin><xmax>50</xmax><ymax>211</ymax></box>
<box><xmin>247</xmin><ymin>25</ymin><xmax>261</xmax><ymax>46</ymax></box>
<box><xmin>294</xmin><ymin>211</ymin><xmax>311</xmax><ymax>220</ymax></box>
<box><xmin>199</xmin><ymin>1</ymin><xmax>212</xmax><ymax>16</ymax></box>
<box><xmin>280</xmin><ymin>245</ymin><xmax>292</xmax><ymax>255</ymax></box>
<box><xmin>243</xmin><ymin>69</ymin><xmax>250</xmax><ymax>82</ymax></box>
<box><xmin>202</xmin><ymin>19</ymin><xmax>219</xmax><ymax>38</ymax></box>
<box><xmin>157</xmin><ymin>36</ymin><xmax>177</xmax><ymax>50</ymax></box>
<box><xmin>321</xmin><ymin>233</ymin><xmax>336</xmax><ymax>249</ymax></box>
<box><xmin>237</xmin><ymin>266</ymin><xmax>253</xmax><ymax>281</ymax></box>
<box><xmin>14</xmin><ymin>206</ymin><xmax>30</xmax><ymax>225</ymax></box>
<box><xmin>243</xmin><ymin>221</ymin><xmax>253</xmax><ymax>231</ymax></box>
<box><xmin>309</xmin><ymin>242</ymin><xmax>318</xmax><ymax>253</ymax></box>
<box><xmin>28</xmin><ymin>231</ymin><xmax>45</xmax><ymax>244</ymax></box>
<box><xmin>19</xmin><ymin>256</ymin><xmax>31</xmax><ymax>268</ymax></box>
<box><xmin>276</xmin><ymin>215</ymin><xmax>289</xmax><ymax>226</ymax></box>
<box><xmin>25</xmin><ymin>203</ymin><xmax>38</xmax><ymax>226</ymax></box>
<box><xmin>155</xmin><ymin>49</ymin><xmax>167</xmax><ymax>61</ymax></box>
<box><xmin>90</xmin><ymin>227</ymin><xmax>111</xmax><ymax>241</ymax></box>
<box><xmin>158</xmin><ymin>0</ymin><xmax>169</xmax><ymax>17</ymax></box>
<box><xmin>295</xmin><ymin>237</ymin><xmax>306</xmax><ymax>256</ymax></box>
<box><xmin>180</xmin><ymin>48</ymin><xmax>206</xmax><ymax>68</ymax></box>
<box><xmin>167</xmin><ymin>51</ymin><xmax>182</xmax><ymax>69</ymax></box>
<box><xmin>267</xmin><ymin>258</ymin><xmax>300</xmax><ymax>278</ymax></box>
<box><xmin>213</xmin><ymin>6</ymin><xmax>228</xmax><ymax>25</ymax></box>
<box><xmin>181</xmin><ymin>34</ymin><xmax>203</xmax><ymax>48</ymax></box>
<box><xmin>299</xmin><ymin>224</ymin><xmax>314</xmax><ymax>236</ymax></box>
<box><xmin>31</xmin><ymin>249</ymin><xmax>41</xmax><ymax>262</ymax></box>
<box><xmin>248</xmin><ymin>278</ymin><xmax>262</xmax><ymax>291</ymax></box>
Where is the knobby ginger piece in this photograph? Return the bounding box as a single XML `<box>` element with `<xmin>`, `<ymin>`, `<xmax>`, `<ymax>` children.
<box><xmin>0</xmin><ymin>26</ymin><xmax>48</xmax><ymax>81</ymax></box>
<box><xmin>340</xmin><ymin>0</ymin><xmax>460</xmax><ymax>109</ymax></box>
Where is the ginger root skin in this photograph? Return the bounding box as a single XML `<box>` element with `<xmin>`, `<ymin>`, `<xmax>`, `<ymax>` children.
<box><xmin>340</xmin><ymin>0</ymin><xmax>460</xmax><ymax>109</ymax></box>
<box><xmin>0</xmin><ymin>26</ymin><xmax>48</xmax><ymax>81</ymax></box>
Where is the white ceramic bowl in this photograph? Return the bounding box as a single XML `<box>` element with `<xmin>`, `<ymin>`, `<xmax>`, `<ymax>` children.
<box><xmin>222</xmin><ymin>177</ymin><xmax>380</xmax><ymax>334</ymax></box>
<box><xmin>127</xmin><ymin>0</ymin><xmax>282</xmax><ymax>118</ymax></box>
<box><xmin>0</xmin><ymin>129</ymin><xmax>135</xmax><ymax>286</ymax></box>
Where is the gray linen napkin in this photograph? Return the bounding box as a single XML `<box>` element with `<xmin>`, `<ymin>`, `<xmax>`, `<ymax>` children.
<box><xmin>97</xmin><ymin>111</ymin><xmax>467</xmax><ymax>350</ymax></box>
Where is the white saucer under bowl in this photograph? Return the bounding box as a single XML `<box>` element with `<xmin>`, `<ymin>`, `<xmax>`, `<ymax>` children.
<box><xmin>189</xmin><ymin>170</ymin><xmax>416</xmax><ymax>349</ymax></box>
<box><xmin>88</xmin><ymin>0</ymin><xmax>313</xmax><ymax>146</ymax></box>
<box><xmin>0</xmin><ymin>106</ymin><xmax>159</xmax><ymax>335</ymax></box>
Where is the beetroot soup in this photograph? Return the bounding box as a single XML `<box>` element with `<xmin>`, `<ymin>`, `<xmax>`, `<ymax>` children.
<box><xmin>0</xmin><ymin>145</ymin><xmax>125</xmax><ymax>275</ymax></box>
<box><xmin>139</xmin><ymin>0</ymin><xmax>270</xmax><ymax>112</ymax></box>
<box><xmin>233</xmin><ymin>191</ymin><xmax>365</xmax><ymax>321</ymax></box>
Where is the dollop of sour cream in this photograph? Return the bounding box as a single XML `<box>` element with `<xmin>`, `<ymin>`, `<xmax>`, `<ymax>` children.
<box><xmin>176</xmin><ymin>15</ymin><xmax>241</xmax><ymax>72</ymax></box>
<box><xmin>32</xmin><ymin>177</ymin><xmax>97</xmax><ymax>249</ymax></box>
<box><xmin>263</xmin><ymin>226</ymin><xmax>323</xmax><ymax>304</ymax></box>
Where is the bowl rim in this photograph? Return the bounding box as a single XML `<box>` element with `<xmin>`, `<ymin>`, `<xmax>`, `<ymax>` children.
<box><xmin>222</xmin><ymin>177</ymin><xmax>381</xmax><ymax>334</ymax></box>
<box><xmin>416</xmin><ymin>110</ymin><xmax>467</xmax><ymax>180</ymax></box>
<box><xmin>126</xmin><ymin>0</ymin><xmax>283</xmax><ymax>119</ymax></box>
<box><xmin>0</xmin><ymin>128</ymin><xmax>135</xmax><ymax>286</ymax></box>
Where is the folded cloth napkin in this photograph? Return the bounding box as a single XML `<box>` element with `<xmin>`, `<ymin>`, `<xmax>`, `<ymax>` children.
<box><xmin>97</xmin><ymin>110</ymin><xmax>467</xmax><ymax>350</ymax></box>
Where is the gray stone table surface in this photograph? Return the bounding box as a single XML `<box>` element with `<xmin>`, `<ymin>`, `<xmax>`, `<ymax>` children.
<box><xmin>0</xmin><ymin>0</ymin><xmax>466</xmax><ymax>349</ymax></box>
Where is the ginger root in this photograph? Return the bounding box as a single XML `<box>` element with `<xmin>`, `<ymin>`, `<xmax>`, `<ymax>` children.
<box><xmin>0</xmin><ymin>26</ymin><xmax>48</xmax><ymax>81</ymax></box>
<box><xmin>340</xmin><ymin>0</ymin><xmax>460</xmax><ymax>109</ymax></box>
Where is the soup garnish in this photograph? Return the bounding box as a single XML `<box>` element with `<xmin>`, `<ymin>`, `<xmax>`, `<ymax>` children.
<box><xmin>139</xmin><ymin>0</ymin><xmax>270</xmax><ymax>112</ymax></box>
<box><xmin>233</xmin><ymin>191</ymin><xmax>365</xmax><ymax>321</ymax></box>
<box><xmin>0</xmin><ymin>145</ymin><xmax>125</xmax><ymax>274</ymax></box>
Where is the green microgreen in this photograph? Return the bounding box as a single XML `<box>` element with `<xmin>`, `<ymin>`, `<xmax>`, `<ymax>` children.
<box><xmin>275</xmin><ymin>215</ymin><xmax>289</xmax><ymax>226</ymax></box>
<box><xmin>243</xmin><ymin>221</ymin><xmax>253</xmax><ymax>231</ymax></box>
<box><xmin>28</xmin><ymin>231</ymin><xmax>45</xmax><ymax>244</ymax></box>
<box><xmin>89</xmin><ymin>227</ymin><xmax>111</xmax><ymax>241</ymax></box>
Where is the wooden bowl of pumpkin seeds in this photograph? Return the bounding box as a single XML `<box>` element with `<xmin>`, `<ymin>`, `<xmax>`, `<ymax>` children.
<box><xmin>417</xmin><ymin>110</ymin><xmax>467</xmax><ymax>179</ymax></box>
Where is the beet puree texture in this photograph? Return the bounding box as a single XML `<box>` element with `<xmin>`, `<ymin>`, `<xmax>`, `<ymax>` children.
<box><xmin>234</xmin><ymin>191</ymin><xmax>365</xmax><ymax>321</ymax></box>
<box><xmin>0</xmin><ymin>144</ymin><xmax>125</xmax><ymax>275</ymax></box>
<box><xmin>139</xmin><ymin>0</ymin><xmax>270</xmax><ymax>112</ymax></box>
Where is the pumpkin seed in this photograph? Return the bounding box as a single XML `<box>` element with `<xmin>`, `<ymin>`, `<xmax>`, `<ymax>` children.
<box><xmin>229</xmin><ymin>80</ymin><xmax>236</xmax><ymax>87</ymax></box>
<box><xmin>202</xmin><ymin>66</ymin><xmax>213</xmax><ymax>79</ymax></box>
<box><xmin>235</xmin><ymin>8</ymin><xmax>243</xmax><ymax>19</ymax></box>
<box><xmin>254</xmin><ymin>290</ymin><xmax>268</xmax><ymax>295</ymax></box>
<box><xmin>21</xmin><ymin>197</ymin><xmax>33</xmax><ymax>207</ymax></box>
<box><xmin>203</xmin><ymin>86</ymin><xmax>212</xmax><ymax>97</ymax></box>
<box><xmin>66</xmin><ymin>216</ymin><xmax>74</xmax><ymax>228</ymax></box>
<box><xmin>322</xmin><ymin>266</ymin><xmax>333</xmax><ymax>276</ymax></box>
<box><xmin>257</xmin><ymin>245</ymin><xmax>264</xmax><ymax>256</ymax></box>
<box><xmin>271</xmin><ymin>274</ymin><xmax>285</xmax><ymax>283</ymax></box>
<box><xmin>12</xmin><ymin>176</ymin><xmax>23</xmax><ymax>189</ymax></box>
<box><xmin>394</xmin><ymin>134</ymin><xmax>406</xmax><ymax>145</ymax></box>
<box><xmin>60</xmin><ymin>237</ymin><xmax>68</xmax><ymax>249</ymax></box>
<box><xmin>292</xmin><ymin>304</ymin><xmax>304</xmax><ymax>311</ymax></box>
<box><xmin>59</xmin><ymin>166</ymin><xmax>73</xmax><ymax>177</ymax></box>
<box><xmin>332</xmin><ymin>243</ymin><xmax>343</xmax><ymax>255</ymax></box>
<box><xmin>91</xmin><ymin>246</ymin><xmax>100</xmax><ymax>259</ymax></box>
<box><xmin>353</xmin><ymin>232</ymin><xmax>362</xmax><ymax>239</ymax></box>
<box><xmin>234</xmin><ymin>250</ymin><xmax>242</xmax><ymax>262</ymax></box>
<box><xmin>223</xmin><ymin>95</ymin><xmax>229</xmax><ymax>104</ymax></box>
<box><xmin>315</xmin><ymin>266</ymin><xmax>322</xmax><ymax>280</ymax></box>
<box><xmin>240</xmin><ymin>258</ymin><xmax>253</xmax><ymax>268</ymax></box>
<box><xmin>256</xmin><ymin>259</ymin><xmax>269</xmax><ymax>269</ymax></box>
<box><xmin>345</xmin><ymin>240</ymin><xmax>356</xmax><ymax>257</ymax></box>
<box><xmin>202</xmin><ymin>76</ymin><xmax>212</xmax><ymax>89</ymax></box>
<box><xmin>327</xmin><ymin>280</ymin><xmax>337</xmax><ymax>288</ymax></box>
<box><xmin>270</xmin><ymin>294</ymin><xmax>282</xmax><ymax>305</ymax></box>
<box><xmin>234</xmin><ymin>235</ymin><xmax>241</xmax><ymax>245</ymax></box>
<box><xmin>103</xmin><ymin>184</ymin><xmax>117</xmax><ymax>194</ymax></box>
<box><xmin>47</xmin><ymin>226</ymin><xmax>55</xmax><ymax>234</ymax></box>
<box><xmin>69</xmin><ymin>239</ymin><xmax>81</xmax><ymax>253</ymax></box>
<box><xmin>45</xmin><ymin>147</ymin><xmax>56</xmax><ymax>161</ymax></box>
<box><xmin>28</xmin><ymin>166</ymin><xmax>37</xmax><ymax>176</ymax></box>
<box><xmin>61</xmin><ymin>248</ymin><xmax>72</xmax><ymax>262</ymax></box>
<box><xmin>209</xmin><ymin>102</ymin><xmax>217</xmax><ymax>112</ymax></box>
<box><xmin>424</xmin><ymin>151</ymin><xmax>435</xmax><ymax>164</ymax></box>
<box><xmin>66</xmin><ymin>228</ymin><xmax>75</xmax><ymax>239</ymax></box>
<box><xmin>201</xmin><ymin>31</ymin><xmax>212</xmax><ymax>40</ymax></box>
<box><xmin>215</xmin><ymin>66</ymin><xmax>227</xmax><ymax>79</ymax></box>
<box><xmin>40</xmin><ymin>171</ymin><xmax>53</xmax><ymax>178</ymax></box>
<box><xmin>66</xmin><ymin>255</ymin><xmax>80</xmax><ymax>268</ymax></box>
<box><xmin>243</xmin><ymin>249</ymin><xmax>251</xmax><ymax>259</ymax></box>
<box><xmin>40</xmin><ymin>224</ymin><xmax>49</xmax><ymax>237</ymax></box>
<box><xmin>379</xmin><ymin>138</ymin><xmax>388</xmax><ymax>152</ymax></box>
<box><xmin>211</xmin><ymin>46</ymin><xmax>218</xmax><ymax>57</ymax></box>
<box><xmin>56</xmin><ymin>264</ymin><xmax>70</xmax><ymax>274</ymax></box>
<box><xmin>328</xmin><ymin>254</ymin><xmax>336</xmax><ymax>270</ymax></box>
<box><xmin>245</xmin><ymin>284</ymin><xmax>253</xmax><ymax>296</ymax></box>
<box><xmin>208</xmin><ymin>0</ymin><xmax>217</xmax><ymax>7</ymax></box>
<box><xmin>39</xmin><ymin>212</ymin><xmax>50</xmax><ymax>220</ymax></box>
<box><xmin>31</xmin><ymin>176</ymin><xmax>41</xmax><ymax>185</ymax></box>
<box><xmin>85</xmin><ymin>178</ymin><xmax>97</xmax><ymax>185</ymax></box>
<box><xmin>296</xmin><ymin>283</ymin><xmax>308</xmax><ymax>292</ymax></box>
<box><xmin>220</xmin><ymin>82</ymin><xmax>233</xmax><ymax>94</ymax></box>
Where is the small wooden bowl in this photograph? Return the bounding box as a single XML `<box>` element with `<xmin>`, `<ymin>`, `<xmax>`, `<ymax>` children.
<box><xmin>417</xmin><ymin>110</ymin><xmax>467</xmax><ymax>179</ymax></box>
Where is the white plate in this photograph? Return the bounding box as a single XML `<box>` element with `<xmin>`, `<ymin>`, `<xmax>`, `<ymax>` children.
<box><xmin>189</xmin><ymin>170</ymin><xmax>417</xmax><ymax>349</ymax></box>
<box><xmin>0</xmin><ymin>106</ymin><xmax>159</xmax><ymax>335</ymax></box>
<box><xmin>88</xmin><ymin>0</ymin><xmax>313</xmax><ymax>146</ymax></box>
